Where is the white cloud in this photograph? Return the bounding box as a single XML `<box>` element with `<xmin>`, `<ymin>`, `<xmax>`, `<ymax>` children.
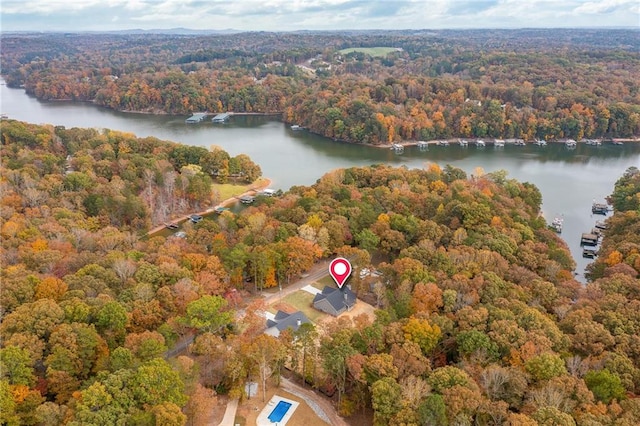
<box><xmin>2</xmin><ymin>0</ymin><xmax>638</xmax><ymax>31</ymax></box>
<box><xmin>573</xmin><ymin>0</ymin><xmax>638</xmax><ymax>14</ymax></box>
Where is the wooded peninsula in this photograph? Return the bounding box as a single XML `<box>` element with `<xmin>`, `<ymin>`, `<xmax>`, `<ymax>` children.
<box><xmin>1</xmin><ymin>119</ymin><xmax>640</xmax><ymax>425</ymax></box>
<box><xmin>2</xmin><ymin>29</ymin><xmax>639</xmax><ymax>144</ymax></box>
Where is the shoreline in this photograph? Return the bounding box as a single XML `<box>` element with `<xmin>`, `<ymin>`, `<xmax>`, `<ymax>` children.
<box><xmin>369</xmin><ymin>137</ymin><xmax>640</xmax><ymax>149</ymax></box>
<box><xmin>146</xmin><ymin>177</ymin><xmax>273</xmax><ymax>237</ymax></box>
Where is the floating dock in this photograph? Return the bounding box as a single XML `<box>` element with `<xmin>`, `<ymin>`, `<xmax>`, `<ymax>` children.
<box><xmin>185</xmin><ymin>113</ymin><xmax>207</xmax><ymax>123</ymax></box>
<box><xmin>594</xmin><ymin>220</ymin><xmax>608</xmax><ymax>230</ymax></box>
<box><xmin>580</xmin><ymin>233</ymin><xmax>599</xmax><ymax>246</ymax></box>
<box><xmin>583</xmin><ymin>248</ymin><xmax>598</xmax><ymax>258</ymax></box>
<box><xmin>212</xmin><ymin>113</ymin><xmax>231</xmax><ymax>123</ymax></box>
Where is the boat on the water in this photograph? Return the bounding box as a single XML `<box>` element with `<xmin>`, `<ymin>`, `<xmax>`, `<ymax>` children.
<box><xmin>290</xmin><ymin>124</ymin><xmax>302</xmax><ymax>130</ymax></box>
<box><xmin>390</xmin><ymin>143</ymin><xmax>404</xmax><ymax>152</ymax></box>
<box><xmin>549</xmin><ymin>217</ymin><xmax>563</xmax><ymax>233</ymax></box>
<box><xmin>592</xmin><ymin>202</ymin><xmax>609</xmax><ymax>215</ymax></box>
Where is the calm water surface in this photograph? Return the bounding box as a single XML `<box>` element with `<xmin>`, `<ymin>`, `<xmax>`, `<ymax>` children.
<box><xmin>2</xmin><ymin>80</ymin><xmax>639</xmax><ymax>281</ymax></box>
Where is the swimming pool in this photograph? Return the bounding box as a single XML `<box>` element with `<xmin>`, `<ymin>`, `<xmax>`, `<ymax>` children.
<box><xmin>268</xmin><ymin>401</ymin><xmax>292</xmax><ymax>423</ymax></box>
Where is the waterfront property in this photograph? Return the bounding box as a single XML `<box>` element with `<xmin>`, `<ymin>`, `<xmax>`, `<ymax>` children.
<box><xmin>583</xmin><ymin>248</ymin><xmax>598</xmax><ymax>258</ymax></box>
<box><xmin>240</xmin><ymin>195</ymin><xmax>255</xmax><ymax>204</ymax></box>
<box><xmin>261</xmin><ymin>188</ymin><xmax>276</xmax><ymax>196</ymax></box>
<box><xmin>189</xmin><ymin>214</ymin><xmax>203</xmax><ymax>223</ymax></box>
<box><xmin>256</xmin><ymin>396</ymin><xmax>299</xmax><ymax>426</ymax></box>
<box><xmin>476</xmin><ymin>139</ymin><xmax>486</xmax><ymax>147</ymax></box>
<box><xmin>185</xmin><ymin>112</ymin><xmax>207</xmax><ymax>123</ymax></box>
<box><xmin>290</xmin><ymin>124</ymin><xmax>303</xmax><ymax>130</ymax></box>
<box><xmin>212</xmin><ymin>112</ymin><xmax>230</xmax><ymax>123</ymax></box>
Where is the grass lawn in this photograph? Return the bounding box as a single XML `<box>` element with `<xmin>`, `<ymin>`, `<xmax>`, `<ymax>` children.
<box><xmin>311</xmin><ymin>275</ymin><xmax>336</xmax><ymax>290</ymax></box>
<box><xmin>339</xmin><ymin>46</ymin><xmax>398</xmax><ymax>57</ymax></box>
<box><xmin>212</xmin><ymin>177</ymin><xmax>268</xmax><ymax>202</ymax></box>
<box><xmin>281</xmin><ymin>291</ymin><xmax>324</xmax><ymax>322</ymax></box>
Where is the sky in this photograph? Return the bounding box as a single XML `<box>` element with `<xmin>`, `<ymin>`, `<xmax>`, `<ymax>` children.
<box><xmin>1</xmin><ymin>0</ymin><xmax>639</xmax><ymax>32</ymax></box>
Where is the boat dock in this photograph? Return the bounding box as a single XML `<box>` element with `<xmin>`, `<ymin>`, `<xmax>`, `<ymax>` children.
<box><xmin>391</xmin><ymin>143</ymin><xmax>404</xmax><ymax>152</ymax></box>
<box><xmin>417</xmin><ymin>141</ymin><xmax>429</xmax><ymax>150</ymax></box>
<box><xmin>185</xmin><ymin>113</ymin><xmax>207</xmax><ymax>123</ymax></box>
<box><xmin>580</xmin><ymin>233</ymin><xmax>599</xmax><ymax>246</ymax></box>
<box><xmin>594</xmin><ymin>220</ymin><xmax>608</xmax><ymax>230</ymax></box>
<box><xmin>212</xmin><ymin>113</ymin><xmax>231</xmax><ymax>123</ymax></box>
<box><xmin>592</xmin><ymin>202</ymin><xmax>609</xmax><ymax>215</ymax></box>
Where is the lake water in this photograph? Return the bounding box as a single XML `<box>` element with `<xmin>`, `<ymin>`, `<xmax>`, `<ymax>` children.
<box><xmin>2</xmin><ymin>80</ymin><xmax>639</xmax><ymax>281</ymax></box>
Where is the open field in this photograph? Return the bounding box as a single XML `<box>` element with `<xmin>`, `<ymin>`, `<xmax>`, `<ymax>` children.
<box><xmin>339</xmin><ymin>46</ymin><xmax>398</xmax><ymax>57</ymax></box>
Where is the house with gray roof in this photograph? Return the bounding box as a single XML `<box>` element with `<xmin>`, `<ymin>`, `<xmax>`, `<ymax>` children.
<box><xmin>264</xmin><ymin>310</ymin><xmax>311</xmax><ymax>337</ymax></box>
<box><xmin>312</xmin><ymin>286</ymin><xmax>356</xmax><ymax>317</ymax></box>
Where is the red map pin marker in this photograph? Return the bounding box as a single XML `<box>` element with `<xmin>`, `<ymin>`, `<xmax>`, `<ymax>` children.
<box><xmin>329</xmin><ymin>257</ymin><xmax>352</xmax><ymax>289</ymax></box>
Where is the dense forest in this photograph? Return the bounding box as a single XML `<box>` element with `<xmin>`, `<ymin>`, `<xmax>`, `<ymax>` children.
<box><xmin>1</xmin><ymin>121</ymin><xmax>639</xmax><ymax>425</ymax></box>
<box><xmin>2</xmin><ymin>29</ymin><xmax>639</xmax><ymax>144</ymax></box>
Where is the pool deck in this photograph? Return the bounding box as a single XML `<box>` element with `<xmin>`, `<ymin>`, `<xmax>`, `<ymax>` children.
<box><xmin>256</xmin><ymin>395</ymin><xmax>299</xmax><ymax>426</ymax></box>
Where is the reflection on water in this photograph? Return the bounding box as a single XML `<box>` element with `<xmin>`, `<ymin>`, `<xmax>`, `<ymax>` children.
<box><xmin>2</xmin><ymin>80</ymin><xmax>640</xmax><ymax>282</ymax></box>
